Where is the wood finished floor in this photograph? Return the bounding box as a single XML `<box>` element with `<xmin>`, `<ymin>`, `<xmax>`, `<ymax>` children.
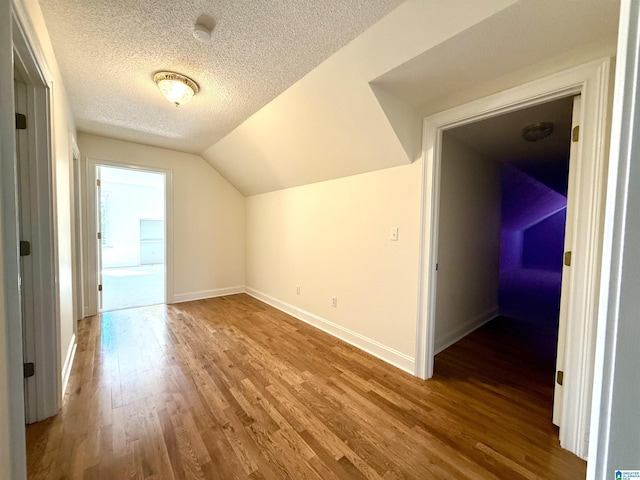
<box><xmin>26</xmin><ymin>294</ymin><xmax>586</xmax><ymax>479</ymax></box>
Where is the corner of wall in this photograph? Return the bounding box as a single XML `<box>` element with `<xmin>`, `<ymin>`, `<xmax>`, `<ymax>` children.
<box><xmin>245</xmin><ymin>287</ymin><xmax>415</xmax><ymax>374</ymax></box>
<box><xmin>369</xmin><ymin>83</ymin><xmax>422</xmax><ymax>163</ymax></box>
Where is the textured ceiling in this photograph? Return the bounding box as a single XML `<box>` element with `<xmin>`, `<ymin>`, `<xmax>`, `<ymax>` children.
<box><xmin>38</xmin><ymin>0</ymin><xmax>403</xmax><ymax>153</ymax></box>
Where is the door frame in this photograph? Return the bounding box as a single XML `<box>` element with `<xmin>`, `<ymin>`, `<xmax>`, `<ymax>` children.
<box><xmin>1</xmin><ymin>2</ymin><xmax>61</xmax><ymax>474</ymax></box>
<box><xmin>11</xmin><ymin>8</ymin><xmax>61</xmax><ymax>423</ymax></box>
<box><xmin>85</xmin><ymin>158</ymin><xmax>174</xmax><ymax>315</ymax></box>
<box><xmin>415</xmin><ymin>58</ymin><xmax>611</xmax><ymax>459</ymax></box>
<box><xmin>71</xmin><ymin>137</ymin><xmax>84</xmax><ymax>324</ymax></box>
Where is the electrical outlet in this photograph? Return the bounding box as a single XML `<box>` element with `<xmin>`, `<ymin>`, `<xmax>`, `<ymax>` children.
<box><xmin>331</xmin><ymin>296</ymin><xmax>337</xmax><ymax>307</ymax></box>
<box><xmin>296</xmin><ymin>285</ymin><xmax>300</xmax><ymax>295</ymax></box>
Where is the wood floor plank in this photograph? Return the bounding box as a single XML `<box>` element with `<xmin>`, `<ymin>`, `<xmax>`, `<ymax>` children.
<box><xmin>27</xmin><ymin>294</ymin><xmax>586</xmax><ymax>479</ymax></box>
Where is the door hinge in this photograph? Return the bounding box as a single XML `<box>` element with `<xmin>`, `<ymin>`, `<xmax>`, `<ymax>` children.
<box><xmin>24</xmin><ymin>362</ymin><xmax>35</xmax><ymax>378</ymax></box>
<box><xmin>97</xmin><ymin>232</ymin><xmax>101</xmax><ymax>240</ymax></box>
<box><xmin>572</xmin><ymin>125</ymin><xmax>580</xmax><ymax>142</ymax></box>
<box><xmin>98</xmin><ymin>284</ymin><xmax>102</xmax><ymax>292</ymax></box>
<box><xmin>19</xmin><ymin>240</ymin><xmax>31</xmax><ymax>257</ymax></box>
<box><xmin>435</xmin><ymin>263</ymin><xmax>439</xmax><ymax>271</ymax></box>
<box><xmin>556</xmin><ymin>370</ymin><xmax>564</xmax><ymax>386</ymax></box>
<box><xmin>97</xmin><ymin>179</ymin><xmax>101</xmax><ymax>187</ymax></box>
<box><xmin>564</xmin><ymin>251</ymin><xmax>572</xmax><ymax>266</ymax></box>
<box><xmin>15</xmin><ymin>113</ymin><xmax>27</xmax><ymax>130</ymax></box>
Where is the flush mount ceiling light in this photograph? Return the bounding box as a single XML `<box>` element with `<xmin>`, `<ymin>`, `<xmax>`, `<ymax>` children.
<box><xmin>154</xmin><ymin>71</ymin><xmax>199</xmax><ymax>106</ymax></box>
<box><xmin>522</xmin><ymin>122</ymin><xmax>554</xmax><ymax>142</ymax></box>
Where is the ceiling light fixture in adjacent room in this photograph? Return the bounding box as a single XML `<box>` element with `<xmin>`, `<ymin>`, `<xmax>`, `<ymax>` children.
<box><xmin>154</xmin><ymin>71</ymin><xmax>199</xmax><ymax>106</ymax></box>
<box><xmin>522</xmin><ymin>122</ymin><xmax>554</xmax><ymax>142</ymax></box>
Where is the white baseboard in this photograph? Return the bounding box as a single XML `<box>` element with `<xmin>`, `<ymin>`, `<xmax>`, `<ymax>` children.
<box><xmin>434</xmin><ymin>307</ymin><xmax>499</xmax><ymax>354</ymax></box>
<box><xmin>245</xmin><ymin>287</ymin><xmax>415</xmax><ymax>374</ymax></box>
<box><xmin>61</xmin><ymin>334</ymin><xmax>77</xmax><ymax>397</ymax></box>
<box><xmin>170</xmin><ymin>286</ymin><xmax>245</xmax><ymax>304</ymax></box>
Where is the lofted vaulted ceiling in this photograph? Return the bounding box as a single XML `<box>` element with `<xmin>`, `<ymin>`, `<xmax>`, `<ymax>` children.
<box><xmin>39</xmin><ymin>0</ymin><xmax>621</xmax><ymax>196</ymax></box>
<box><xmin>38</xmin><ymin>0</ymin><xmax>403</xmax><ymax>153</ymax></box>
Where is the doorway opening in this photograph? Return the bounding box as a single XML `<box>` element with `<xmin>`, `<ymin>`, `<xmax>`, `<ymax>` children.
<box><xmin>433</xmin><ymin>96</ymin><xmax>575</xmax><ymax>432</ymax></box>
<box><xmin>97</xmin><ymin>165</ymin><xmax>166</xmax><ymax>311</ymax></box>
<box><xmin>416</xmin><ymin>60</ymin><xmax>611</xmax><ymax>458</ymax></box>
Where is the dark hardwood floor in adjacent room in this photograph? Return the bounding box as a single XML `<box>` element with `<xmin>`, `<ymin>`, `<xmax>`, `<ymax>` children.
<box><xmin>26</xmin><ymin>294</ymin><xmax>586</xmax><ymax>479</ymax></box>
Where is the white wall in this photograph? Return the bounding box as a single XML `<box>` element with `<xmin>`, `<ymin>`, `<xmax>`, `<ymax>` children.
<box><xmin>78</xmin><ymin>134</ymin><xmax>246</xmax><ymax>303</ymax></box>
<box><xmin>588</xmin><ymin>1</ymin><xmax>640</xmax><ymax>474</ymax></box>
<box><xmin>435</xmin><ymin>135</ymin><xmax>501</xmax><ymax>352</ymax></box>
<box><xmin>52</xmin><ymin>76</ymin><xmax>77</xmax><ymax>381</ymax></box>
<box><xmin>246</xmin><ymin>162</ymin><xmax>422</xmax><ymax>369</ymax></box>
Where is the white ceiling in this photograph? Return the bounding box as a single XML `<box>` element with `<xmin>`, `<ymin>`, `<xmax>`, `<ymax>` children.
<box><xmin>38</xmin><ymin>0</ymin><xmax>403</xmax><ymax>153</ymax></box>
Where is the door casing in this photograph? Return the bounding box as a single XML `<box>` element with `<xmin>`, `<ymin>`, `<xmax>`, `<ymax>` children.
<box><xmin>416</xmin><ymin>58</ymin><xmax>612</xmax><ymax>459</ymax></box>
<box><xmin>84</xmin><ymin>158</ymin><xmax>174</xmax><ymax>316</ymax></box>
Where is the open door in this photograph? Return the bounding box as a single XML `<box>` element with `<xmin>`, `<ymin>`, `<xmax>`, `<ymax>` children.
<box><xmin>14</xmin><ymin>55</ymin><xmax>60</xmax><ymax>423</ymax></box>
<box><xmin>15</xmin><ymin>77</ymin><xmax>37</xmax><ymax>423</ymax></box>
<box><xmin>553</xmin><ymin>95</ymin><xmax>581</xmax><ymax>427</ymax></box>
<box><xmin>420</xmin><ymin>61</ymin><xmax>610</xmax><ymax>458</ymax></box>
<box><xmin>96</xmin><ymin>167</ymin><xmax>103</xmax><ymax>311</ymax></box>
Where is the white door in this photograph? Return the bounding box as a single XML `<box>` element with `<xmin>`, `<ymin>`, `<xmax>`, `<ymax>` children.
<box><xmin>15</xmin><ymin>78</ymin><xmax>37</xmax><ymax>423</ymax></box>
<box><xmin>553</xmin><ymin>94</ymin><xmax>581</xmax><ymax>427</ymax></box>
<box><xmin>96</xmin><ymin>167</ymin><xmax>104</xmax><ymax>311</ymax></box>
